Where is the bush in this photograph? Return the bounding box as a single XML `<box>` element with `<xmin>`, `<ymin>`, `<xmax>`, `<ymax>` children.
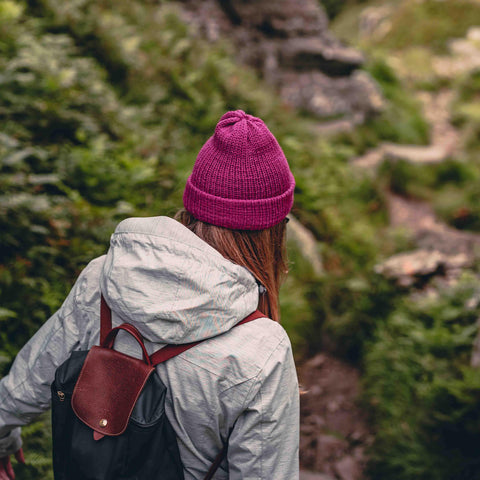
<box><xmin>364</xmin><ymin>275</ymin><xmax>480</xmax><ymax>480</ymax></box>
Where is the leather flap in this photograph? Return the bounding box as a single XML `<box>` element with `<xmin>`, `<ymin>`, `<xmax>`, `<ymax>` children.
<box><xmin>72</xmin><ymin>346</ymin><xmax>154</xmax><ymax>436</ymax></box>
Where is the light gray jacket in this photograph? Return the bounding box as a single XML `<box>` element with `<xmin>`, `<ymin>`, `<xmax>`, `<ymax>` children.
<box><xmin>0</xmin><ymin>216</ymin><xmax>299</xmax><ymax>479</ymax></box>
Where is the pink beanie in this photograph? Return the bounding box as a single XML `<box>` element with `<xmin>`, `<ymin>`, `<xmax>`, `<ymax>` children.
<box><xmin>183</xmin><ymin>110</ymin><xmax>295</xmax><ymax>230</ymax></box>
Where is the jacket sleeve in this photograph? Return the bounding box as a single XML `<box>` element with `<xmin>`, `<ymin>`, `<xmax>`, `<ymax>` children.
<box><xmin>0</xmin><ymin>256</ymin><xmax>105</xmax><ymax>456</ymax></box>
<box><xmin>226</xmin><ymin>335</ymin><xmax>300</xmax><ymax>480</ymax></box>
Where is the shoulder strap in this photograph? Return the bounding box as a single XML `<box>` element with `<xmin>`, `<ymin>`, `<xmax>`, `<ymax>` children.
<box><xmin>204</xmin><ymin>444</ymin><xmax>228</xmax><ymax>480</ymax></box>
<box><xmin>100</xmin><ymin>295</ymin><xmax>265</xmax><ymax>365</ymax></box>
<box><xmin>150</xmin><ymin>310</ymin><xmax>265</xmax><ymax>366</ymax></box>
<box><xmin>100</xmin><ymin>295</ymin><xmax>112</xmax><ymax>344</ymax></box>
<box><xmin>99</xmin><ymin>295</ymin><xmax>262</xmax><ymax>480</ymax></box>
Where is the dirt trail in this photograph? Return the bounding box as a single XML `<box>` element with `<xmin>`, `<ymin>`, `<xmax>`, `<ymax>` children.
<box><xmin>299</xmin><ymin>354</ymin><xmax>371</xmax><ymax>480</ymax></box>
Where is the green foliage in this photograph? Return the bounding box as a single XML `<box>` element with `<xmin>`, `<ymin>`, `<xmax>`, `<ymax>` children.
<box><xmin>305</xmin><ymin>272</ymin><xmax>400</xmax><ymax>362</ymax></box>
<box><xmin>453</xmin><ymin>69</ymin><xmax>480</xmax><ymax>150</ymax></box>
<box><xmin>333</xmin><ymin>0</ymin><xmax>480</xmax><ymax>54</ymax></box>
<box><xmin>379</xmin><ymin>158</ymin><xmax>473</xmax><ymax>197</ymax></box>
<box><xmin>364</xmin><ymin>58</ymin><xmax>429</xmax><ymax>144</ymax></box>
<box><xmin>14</xmin><ymin>416</ymin><xmax>53</xmax><ymax>480</ymax></box>
<box><xmin>372</xmin><ymin>0</ymin><xmax>480</xmax><ymax>54</ymax></box>
<box><xmin>364</xmin><ymin>275</ymin><xmax>480</xmax><ymax>479</ymax></box>
<box><xmin>0</xmin><ymin>6</ymin><xmax>173</xmax><ymax>359</ymax></box>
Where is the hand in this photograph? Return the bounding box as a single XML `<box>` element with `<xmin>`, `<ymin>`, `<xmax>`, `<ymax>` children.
<box><xmin>0</xmin><ymin>449</ymin><xmax>25</xmax><ymax>480</ymax></box>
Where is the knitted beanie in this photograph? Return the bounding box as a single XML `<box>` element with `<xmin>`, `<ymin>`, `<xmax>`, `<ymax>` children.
<box><xmin>183</xmin><ymin>110</ymin><xmax>295</xmax><ymax>230</ymax></box>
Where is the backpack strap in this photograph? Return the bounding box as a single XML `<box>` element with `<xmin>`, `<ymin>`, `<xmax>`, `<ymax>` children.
<box><xmin>149</xmin><ymin>309</ymin><xmax>265</xmax><ymax>366</ymax></box>
<box><xmin>100</xmin><ymin>294</ymin><xmax>265</xmax><ymax>363</ymax></box>
<box><xmin>204</xmin><ymin>444</ymin><xmax>228</xmax><ymax>480</ymax></box>
<box><xmin>99</xmin><ymin>295</ymin><xmax>264</xmax><ymax>480</ymax></box>
<box><xmin>100</xmin><ymin>295</ymin><xmax>112</xmax><ymax>345</ymax></box>
<box><xmin>149</xmin><ymin>310</ymin><xmax>265</xmax><ymax>480</ymax></box>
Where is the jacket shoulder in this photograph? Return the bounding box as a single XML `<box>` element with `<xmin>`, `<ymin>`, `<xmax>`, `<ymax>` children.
<box><xmin>178</xmin><ymin>317</ymin><xmax>293</xmax><ymax>391</ymax></box>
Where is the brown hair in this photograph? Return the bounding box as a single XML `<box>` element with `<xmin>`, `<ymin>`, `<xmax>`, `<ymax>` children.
<box><xmin>175</xmin><ymin>209</ymin><xmax>289</xmax><ymax>322</ymax></box>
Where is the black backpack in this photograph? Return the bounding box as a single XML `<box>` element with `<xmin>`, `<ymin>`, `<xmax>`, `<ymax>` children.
<box><xmin>51</xmin><ymin>295</ymin><xmax>263</xmax><ymax>480</ymax></box>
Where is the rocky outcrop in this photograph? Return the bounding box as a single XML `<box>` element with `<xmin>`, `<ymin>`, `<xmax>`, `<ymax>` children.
<box><xmin>179</xmin><ymin>0</ymin><xmax>383</xmax><ymax>126</ymax></box>
<box><xmin>369</xmin><ymin>193</ymin><xmax>480</xmax><ymax>288</ymax></box>
<box><xmin>374</xmin><ymin>249</ymin><xmax>472</xmax><ymax>288</ymax></box>
<box><xmin>386</xmin><ymin>193</ymin><xmax>480</xmax><ymax>258</ymax></box>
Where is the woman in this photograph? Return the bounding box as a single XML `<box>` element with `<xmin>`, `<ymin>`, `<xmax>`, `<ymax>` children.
<box><xmin>0</xmin><ymin>110</ymin><xmax>299</xmax><ymax>479</ymax></box>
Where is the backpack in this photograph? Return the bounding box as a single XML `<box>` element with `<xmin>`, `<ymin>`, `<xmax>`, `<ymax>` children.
<box><xmin>51</xmin><ymin>294</ymin><xmax>263</xmax><ymax>480</ymax></box>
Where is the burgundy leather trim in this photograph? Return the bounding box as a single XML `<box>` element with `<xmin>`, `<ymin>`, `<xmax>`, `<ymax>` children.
<box><xmin>100</xmin><ymin>295</ymin><xmax>112</xmax><ymax>345</ymax></box>
<box><xmin>72</xmin><ymin>346</ymin><xmax>154</xmax><ymax>436</ymax></box>
<box><xmin>103</xmin><ymin>323</ymin><xmax>152</xmax><ymax>366</ymax></box>
<box><xmin>93</xmin><ymin>298</ymin><xmax>264</xmax><ymax>475</ymax></box>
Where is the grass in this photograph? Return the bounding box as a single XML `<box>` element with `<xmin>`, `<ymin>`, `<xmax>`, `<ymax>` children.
<box><xmin>333</xmin><ymin>0</ymin><xmax>480</xmax><ymax>54</ymax></box>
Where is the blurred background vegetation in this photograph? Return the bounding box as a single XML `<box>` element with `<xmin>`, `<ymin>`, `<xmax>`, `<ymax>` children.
<box><xmin>1</xmin><ymin>0</ymin><xmax>480</xmax><ymax>479</ymax></box>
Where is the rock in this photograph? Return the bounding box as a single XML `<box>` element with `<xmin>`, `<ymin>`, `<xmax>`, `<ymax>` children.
<box><xmin>179</xmin><ymin>0</ymin><xmax>383</xmax><ymax>125</ymax></box>
<box><xmin>279</xmin><ymin>37</ymin><xmax>363</xmax><ymax>74</ymax></box>
<box><xmin>350</xmin><ymin>147</ymin><xmax>385</xmax><ymax>170</ymax></box>
<box><xmin>327</xmin><ymin>400</ymin><xmax>340</xmax><ymax>413</ymax></box>
<box><xmin>305</xmin><ymin>353</ymin><xmax>327</xmax><ymax>369</ymax></box>
<box><xmin>334</xmin><ymin>455</ymin><xmax>362</xmax><ymax>480</ymax></box>
<box><xmin>374</xmin><ymin>249</ymin><xmax>472</xmax><ymax>287</ymax></box>
<box><xmin>383</xmin><ymin>192</ymin><xmax>480</xmax><ymax>263</ymax></box>
<box><xmin>222</xmin><ymin>0</ymin><xmax>328</xmax><ymax>36</ymax></box>
<box><xmin>279</xmin><ymin>69</ymin><xmax>382</xmax><ymax>122</ymax></box>
<box><xmin>287</xmin><ymin>215</ymin><xmax>324</xmax><ymax>276</ymax></box>
<box><xmin>310</xmin><ymin>384</ymin><xmax>324</xmax><ymax>396</ymax></box>
<box><xmin>433</xmin><ymin>26</ymin><xmax>480</xmax><ymax>79</ymax></box>
<box><xmin>300</xmin><ymin>471</ymin><xmax>336</xmax><ymax>480</ymax></box>
<box><xmin>316</xmin><ymin>434</ymin><xmax>348</xmax><ymax>462</ymax></box>
<box><xmin>375</xmin><ymin>249</ymin><xmax>445</xmax><ymax>280</ymax></box>
<box><xmin>359</xmin><ymin>6</ymin><xmax>393</xmax><ymax>40</ymax></box>
<box><xmin>299</xmin><ymin>353</ymin><xmax>369</xmax><ymax>477</ymax></box>
<box><xmin>351</xmin><ymin>141</ymin><xmax>453</xmax><ymax>169</ymax></box>
<box><xmin>316</xmin><ymin>118</ymin><xmax>357</xmax><ymax>135</ymax></box>
<box><xmin>311</xmin><ymin>414</ymin><xmax>326</xmax><ymax>427</ymax></box>
<box><xmin>382</xmin><ymin>142</ymin><xmax>451</xmax><ymax>164</ymax></box>
<box><xmin>467</xmin><ymin>26</ymin><xmax>480</xmax><ymax>42</ymax></box>
<box><xmin>301</xmin><ymin>423</ymin><xmax>317</xmax><ymax>436</ymax></box>
<box><xmin>302</xmin><ymin>413</ymin><xmax>326</xmax><ymax>428</ymax></box>
<box><xmin>350</xmin><ymin>431</ymin><xmax>364</xmax><ymax>442</ymax></box>
<box><xmin>352</xmin><ymin>445</ymin><xmax>365</xmax><ymax>460</ymax></box>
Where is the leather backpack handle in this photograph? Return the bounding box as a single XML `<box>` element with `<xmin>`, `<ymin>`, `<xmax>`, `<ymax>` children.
<box><xmin>103</xmin><ymin>323</ymin><xmax>152</xmax><ymax>367</ymax></box>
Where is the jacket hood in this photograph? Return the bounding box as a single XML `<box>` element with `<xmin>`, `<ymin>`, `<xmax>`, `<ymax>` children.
<box><xmin>100</xmin><ymin>216</ymin><xmax>260</xmax><ymax>344</ymax></box>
